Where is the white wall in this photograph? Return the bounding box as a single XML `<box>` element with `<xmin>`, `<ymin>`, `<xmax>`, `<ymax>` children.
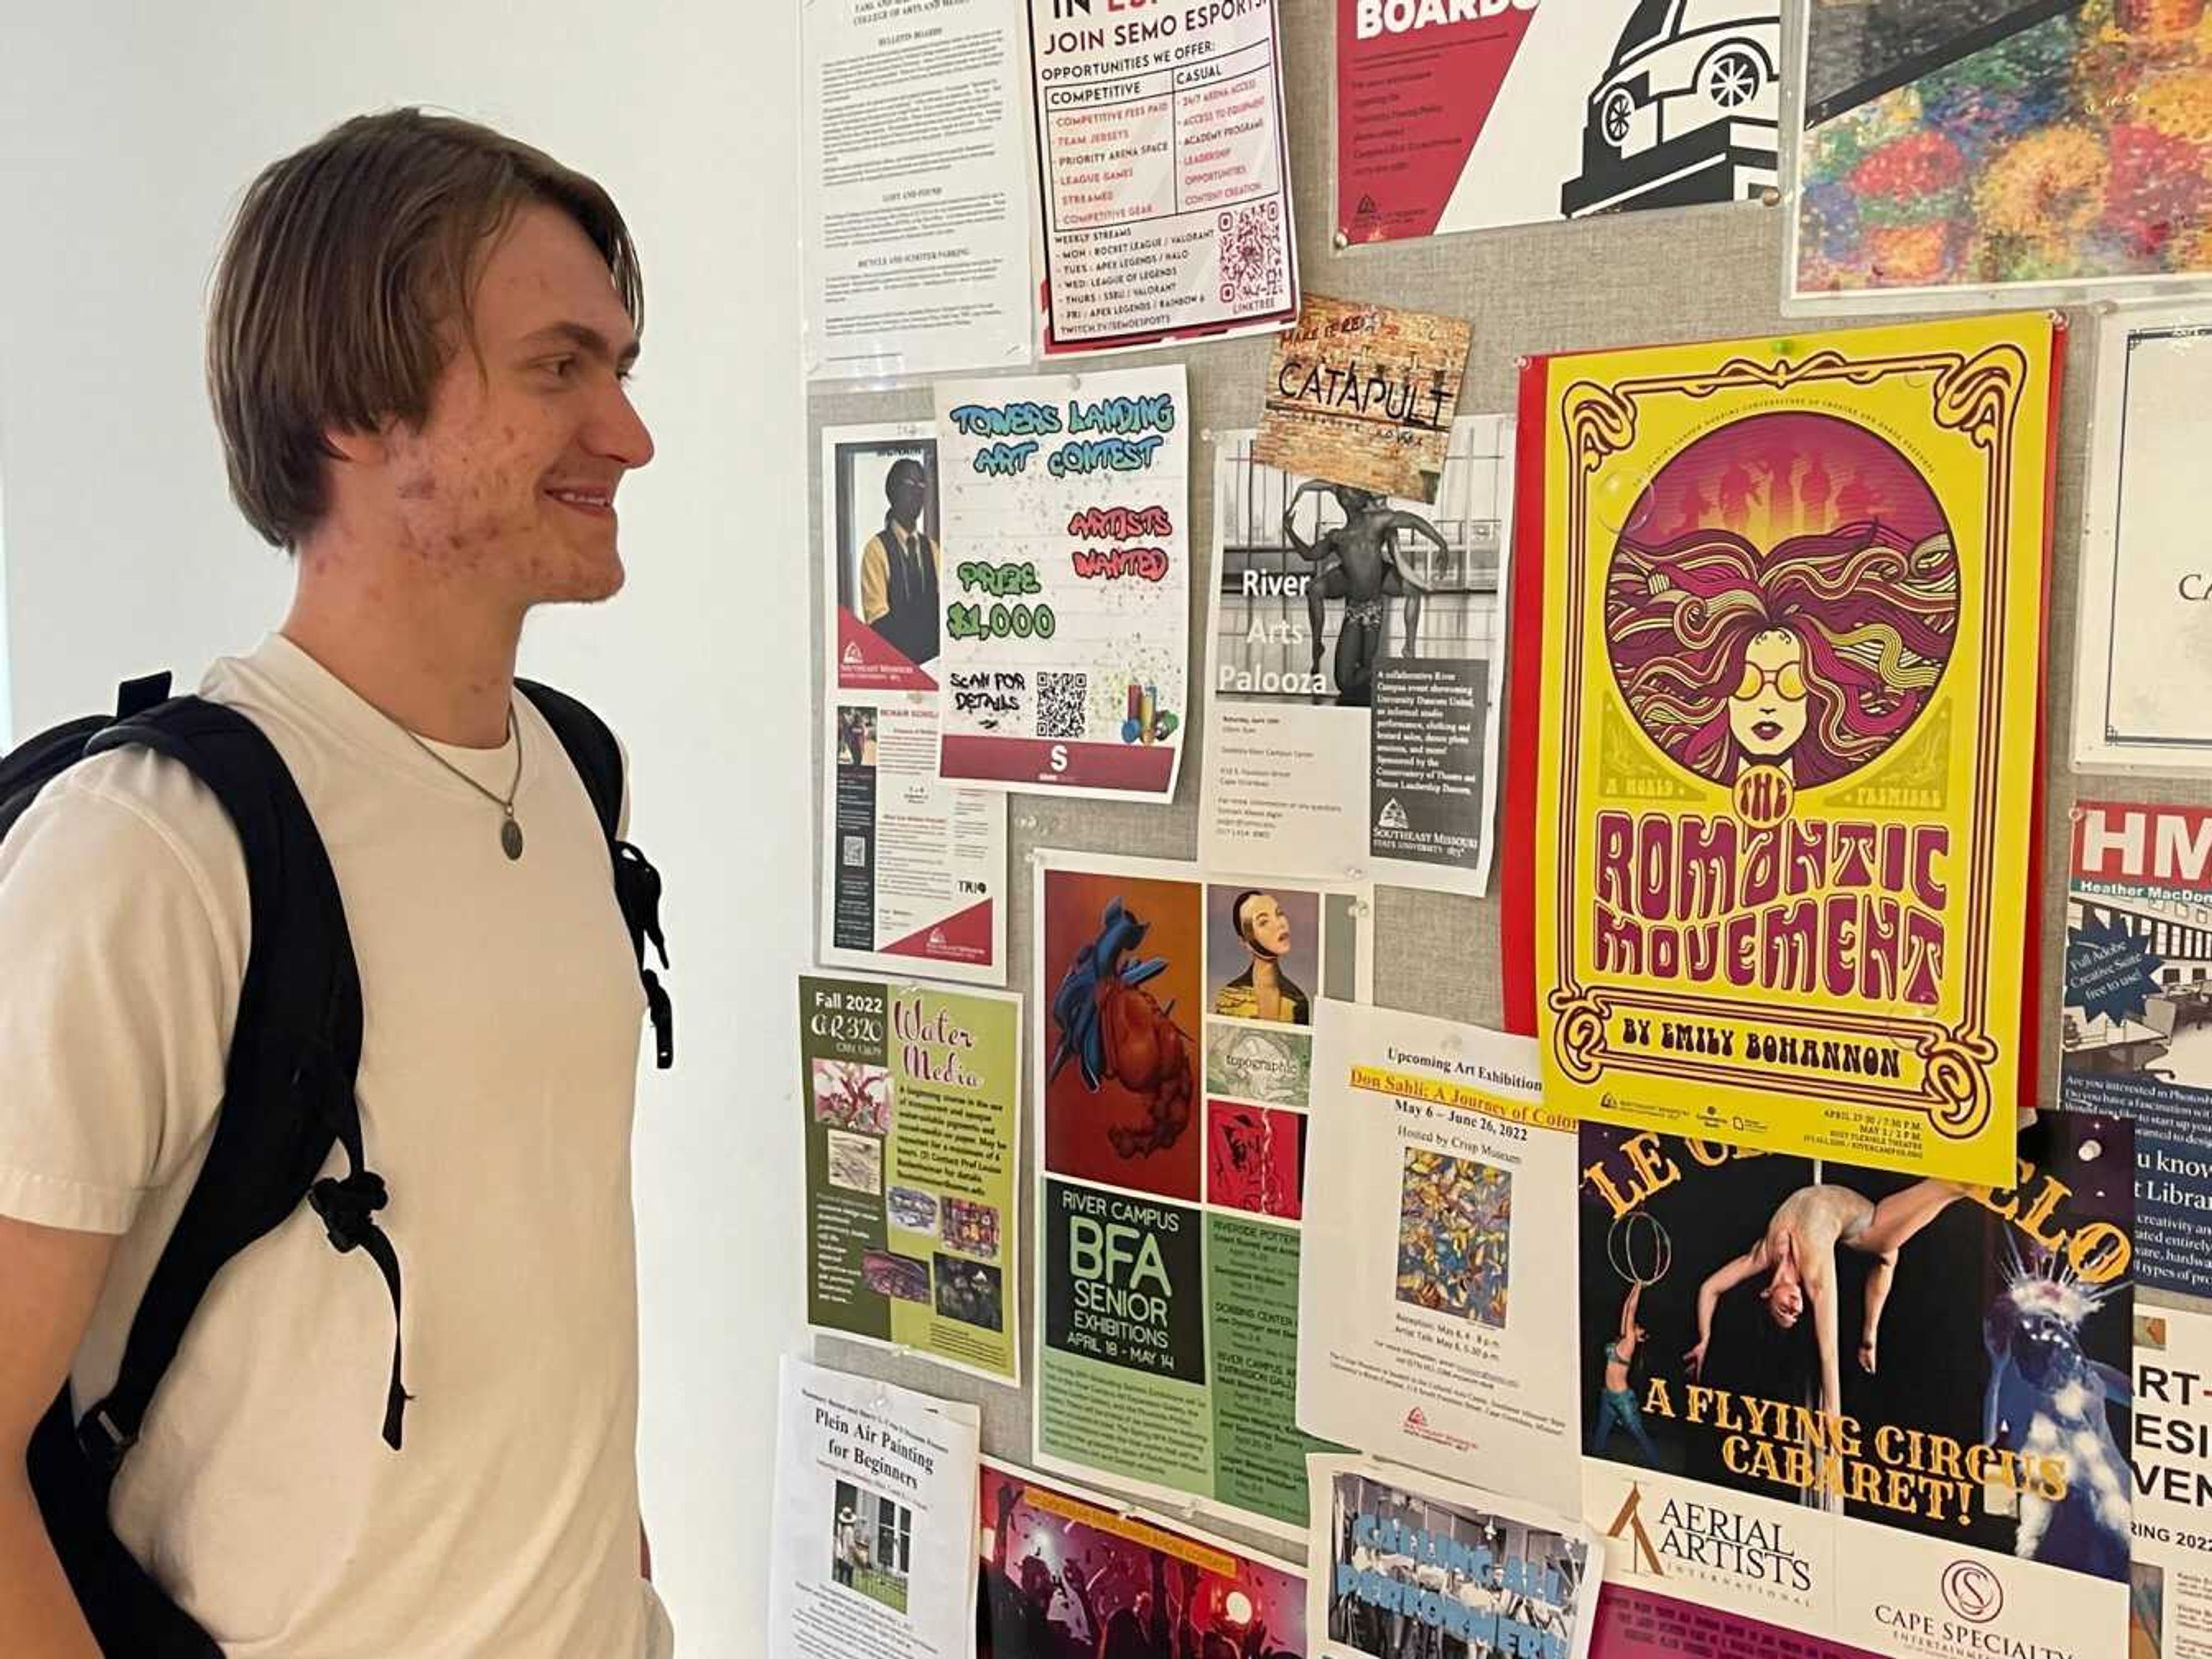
<box><xmin>0</xmin><ymin>5</ymin><xmax>808</xmax><ymax>1651</ymax></box>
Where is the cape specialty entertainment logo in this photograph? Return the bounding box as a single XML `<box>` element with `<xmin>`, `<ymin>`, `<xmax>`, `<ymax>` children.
<box><xmin>1601</xmin><ymin>1482</ymin><xmax>1813</xmax><ymax>1603</ymax></box>
<box><xmin>1873</xmin><ymin>1558</ymin><xmax>2077</xmax><ymax>1659</ymax></box>
<box><xmin>1940</xmin><ymin>1560</ymin><xmax>2002</xmax><ymax>1624</ymax></box>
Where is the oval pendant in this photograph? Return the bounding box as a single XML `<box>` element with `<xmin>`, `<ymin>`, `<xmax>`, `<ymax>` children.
<box><xmin>501</xmin><ymin>817</ymin><xmax>525</xmax><ymax>861</ymax></box>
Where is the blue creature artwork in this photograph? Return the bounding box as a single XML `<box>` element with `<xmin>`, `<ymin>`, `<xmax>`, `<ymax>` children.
<box><xmin>1047</xmin><ymin>896</ymin><xmax>1194</xmax><ymax>1159</ymax></box>
<box><xmin>1981</xmin><ymin>1242</ymin><xmax>2131</xmax><ymax>1582</ymax></box>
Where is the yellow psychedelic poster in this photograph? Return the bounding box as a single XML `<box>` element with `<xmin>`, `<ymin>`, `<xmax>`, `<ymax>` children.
<box><xmin>1501</xmin><ymin>316</ymin><xmax>2059</xmax><ymax>1187</ymax></box>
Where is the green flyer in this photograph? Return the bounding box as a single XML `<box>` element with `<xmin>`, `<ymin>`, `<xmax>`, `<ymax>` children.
<box><xmin>800</xmin><ymin>973</ymin><xmax>1022</xmax><ymax>1384</ymax></box>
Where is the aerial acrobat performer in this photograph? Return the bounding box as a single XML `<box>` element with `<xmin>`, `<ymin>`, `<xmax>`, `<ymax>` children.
<box><xmin>1282</xmin><ymin>480</ymin><xmax>1448</xmax><ymax>707</ymax></box>
<box><xmin>1683</xmin><ymin>1177</ymin><xmax>1975</xmax><ymax>1429</ymax></box>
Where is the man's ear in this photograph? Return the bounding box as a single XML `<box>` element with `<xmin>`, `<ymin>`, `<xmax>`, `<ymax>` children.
<box><xmin>323</xmin><ymin>421</ymin><xmax>389</xmax><ymax>469</ymax></box>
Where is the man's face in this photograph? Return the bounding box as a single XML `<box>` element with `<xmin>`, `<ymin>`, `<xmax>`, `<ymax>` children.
<box><xmin>376</xmin><ymin>203</ymin><xmax>653</xmax><ymax>609</ymax></box>
<box><xmin>888</xmin><ymin>461</ymin><xmax>928</xmax><ymax>529</ymax></box>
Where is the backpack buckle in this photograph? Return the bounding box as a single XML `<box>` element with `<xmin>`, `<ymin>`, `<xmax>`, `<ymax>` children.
<box><xmin>76</xmin><ymin>1403</ymin><xmax>137</xmax><ymax>1474</ymax></box>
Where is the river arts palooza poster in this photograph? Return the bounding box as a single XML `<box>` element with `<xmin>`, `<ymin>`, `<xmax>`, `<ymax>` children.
<box><xmin>1576</xmin><ymin>1111</ymin><xmax>2134</xmax><ymax>1656</ymax></box>
<box><xmin>1504</xmin><ymin>315</ymin><xmax>2061</xmax><ymax>1187</ymax></box>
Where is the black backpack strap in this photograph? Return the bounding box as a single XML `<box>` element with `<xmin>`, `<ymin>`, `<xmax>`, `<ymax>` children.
<box><xmin>75</xmin><ymin>697</ymin><xmax>409</xmax><ymax>1471</ymax></box>
<box><xmin>516</xmin><ymin>680</ymin><xmax>673</xmax><ymax>1070</ymax></box>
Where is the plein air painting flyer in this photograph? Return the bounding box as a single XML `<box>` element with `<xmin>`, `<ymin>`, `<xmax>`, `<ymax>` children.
<box><xmin>1032</xmin><ymin>850</ymin><xmax>1371</xmax><ymax>1539</ymax></box>
<box><xmin>1503</xmin><ymin>314</ymin><xmax>2061</xmax><ymax>1187</ymax></box>
<box><xmin>768</xmin><ymin>1358</ymin><xmax>981</xmax><ymax>1659</ymax></box>
<box><xmin>800</xmin><ymin>973</ymin><xmax>1022</xmax><ymax>1384</ymax></box>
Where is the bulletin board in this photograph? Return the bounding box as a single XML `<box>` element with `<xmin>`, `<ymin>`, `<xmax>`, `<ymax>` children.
<box><xmin>804</xmin><ymin>0</ymin><xmax>2204</xmax><ymax>1563</ymax></box>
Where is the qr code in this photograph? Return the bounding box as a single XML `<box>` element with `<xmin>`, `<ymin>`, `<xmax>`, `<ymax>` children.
<box><xmin>1036</xmin><ymin>672</ymin><xmax>1088</xmax><ymax>740</ymax></box>
<box><xmin>1218</xmin><ymin>200</ymin><xmax>1284</xmax><ymax>308</ymax></box>
<box><xmin>840</xmin><ymin>835</ymin><xmax>866</xmax><ymax>869</ymax></box>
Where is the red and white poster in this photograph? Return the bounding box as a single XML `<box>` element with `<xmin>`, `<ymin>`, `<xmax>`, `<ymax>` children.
<box><xmin>1028</xmin><ymin>0</ymin><xmax>1299</xmax><ymax>355</ymax></box>
<box><xmin>819</xmin><ymin>423</ymin><xmax>1008</xmax><ymax>983</ymax></box>
<box><xmin>1335</xmin><ymin>1</ymin><xmax>1780</xmax><ymax>246</ymax></box>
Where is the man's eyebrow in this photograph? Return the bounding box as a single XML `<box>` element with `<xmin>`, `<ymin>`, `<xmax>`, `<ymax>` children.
<box><xmin>520</xmin><ymin>320</ymin><xmax>642</xmax><ymax>369</ymax></box>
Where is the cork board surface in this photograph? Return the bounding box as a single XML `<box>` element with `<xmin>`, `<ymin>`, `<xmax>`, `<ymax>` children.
<box><xmin>806</xmin><ymin>0</ymin><xmax>2207</xmax><ymax>1562</ymax></box>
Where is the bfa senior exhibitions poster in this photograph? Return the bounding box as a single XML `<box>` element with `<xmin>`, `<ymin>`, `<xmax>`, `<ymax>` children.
<box><xmin>1334</xmin><ymin>1</ymin><xmax>1780</xmax><ymax>245</ymax></box>
<box><xmin>980</xmin><ymin>1459</ymin><xmax>1308</xmax><ymax>1657</ymax></box>
<box><xmin>819</xmin><ymin>424</ymin><xmax>1008</xmax><ymax>983</ymax></box>
<box><xmin>800</xmin><ymin>973</ymin><xmax>1022</xmax><ymax>1384</ymax></box>
<box><xmin>1503</xmin><ymin>314</ymin><xmax>2062</xmax><ymax>1188</ymax></box>
<box><xmin>1032</xmin><ymin>850</ymin><xmax>1371</xmax><ymax>1538</ymax></box>
<box><xmin>1026</xmin><ymin>0</ymin><xmax>1298</xmax><ymax>355</ymax></box>
<box><xmin>1576</xmin><ymin>1110</ymin><xmax>2134</xmax><ymax>1657</ymax></box>
<box><xmin>768</xmin><ymin>1358</ymin><xmax>980</xmax><ymax>1659</ymax></box>
<box><xmin>2063</xmin><ymin>801</ymin><xmax>2212</xmax><ymax>1298</ymax></box>
<box><xmin>1296</xmin><ymin>1003</ymin><xmax>1581</xmax><ymax>1516</ymax></box>
<box><xmin>933</xmin><ymin>367</ymin><xmax>1188</xmax><ymax>799</ymax></box>
<box><xmin>1202</xmin><ymin>418</ymin><xmax>1514</xmax><ymax>895</ymax></box>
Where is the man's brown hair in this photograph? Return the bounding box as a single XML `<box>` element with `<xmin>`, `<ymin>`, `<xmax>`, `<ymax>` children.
<box><xmin>207</xmin><ymin>108</ymin><xmax>643</xmax><ymax>550</ymax></box>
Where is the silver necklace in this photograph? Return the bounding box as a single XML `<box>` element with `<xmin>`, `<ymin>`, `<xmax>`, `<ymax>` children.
<box><xmin>392</xmin><ymin>707</ymin><xmax>527</xmax><ymax>860</ymax></box>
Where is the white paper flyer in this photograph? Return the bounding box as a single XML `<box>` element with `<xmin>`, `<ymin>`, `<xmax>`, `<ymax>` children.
<box><xmin>801</xmin><ymin>0</ymin><xmax>1032</xmax><ymax>382</ymax></box>
<box><xmin>768</xmin><ymin>1357</ymin><xmax>982</xmax><ymax>1659</ymax></box>
<box><xmin>1296</xmin><ymin>1002</ymin><xmax>1580</xmax><ymax>1517</ymax></box>
<box><xmin>1026</xmin><ymin>0</ymin><xmax>1298</xmax><ymax>355</ymax></box>
<box><xmin>820</xmin><ymin>423</ymin><xmax>1008</xmax><ymax>981</ymax></box>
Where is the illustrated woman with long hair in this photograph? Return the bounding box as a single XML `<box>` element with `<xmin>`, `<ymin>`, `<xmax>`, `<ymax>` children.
<box><xmin>1605</xmin><ymin>520</ymin><xmax>1959</xmax><ymax>786</ymax></box>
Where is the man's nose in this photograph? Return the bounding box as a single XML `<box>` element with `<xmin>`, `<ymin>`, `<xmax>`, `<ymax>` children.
<box><xmin>589</xmin><ymin>378</ymin><xmax>656</xmax><ymax>469</ymax></box>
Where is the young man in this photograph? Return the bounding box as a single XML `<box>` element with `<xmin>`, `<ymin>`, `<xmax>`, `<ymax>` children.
<box><xmin>0</xmin><ymin>111</ymin><xmax>672</xmax><ymax>1656</ymax></box>
<box><xmin>856</xmin><ymin>455</ymin><xmax>940</xmax><ymax>668</ymax></box>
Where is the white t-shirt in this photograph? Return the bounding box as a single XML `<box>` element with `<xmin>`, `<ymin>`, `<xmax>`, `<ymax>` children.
<box><xmin>0</xmin><ymin>635</ymin><xmax>669</xmax><ymax>1657</ymax></box>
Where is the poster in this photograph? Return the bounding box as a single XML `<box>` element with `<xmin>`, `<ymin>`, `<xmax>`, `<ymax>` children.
<box><xmin>801</xmin><ymin>973</ymin><xmax>1023</xmax><ymax>1384</ymax></box>
<box><xmin>1335</xmin><ymin>2</ymin><xmax>1780</xmax><ymax>246</ymax></box>
<box><xmin>1578</xmin><ymin>1110</ymin><xmax>2134</xmax><ymax>1657</ymax></box>
<box><xmin>1790</xmin><ymin>0</ymin><xmax>2212</xmax><ymax>305</ymax></box>
<box><xmin>980</xmin><ymin>1457</ymin><xmax>1309</xmax><ymax>1657</ymax></box>
<box><xmin>1032</xmin><ymin>850</ymin><xmax>1371</xmax><ymax>1537</ymax></box>
<box><xmin>2073</xmin><ymin>306</ymin><xmax>2212</xmax><ymax>772</ymax></box>
<box><xmin>1251</xmin><ymin>294</ymin><xmax>1471</xmax><ymax>505</ymax></box>
<box><xmin>933</xmin><ymin>367</ymin><xmax>1188</xmax><ymax>799</ymax></box>
<box><xmin>1296</xmin><ymin>1003</ymin><xmax>1581</xmax><ymax>1516</ymax></box>
<box><xmin>1590</xmin><ymin>1584</ymin><xmax>1877</xmax><ymax>1658</ymax></box>
<box><xmin>768</xmin><ymin>1357</ymin><xmax>981</xmax><ymax>1659</ymax></box>
<box><xmin>800</xmin><ymin>0</ymin><xmax>1031</xmax><ymax>381</ymax></box>
<box><xmin>1026</xmin><ymin>0</ymin><xmax>1298</xmax><ymax>355</ymax></box>
<box><xmin>1310</xmin><ymin>1454</ymin><xmax>1600</xmax><ymax>1659</ymax></box>
<box><xmin>2135</xmin><ymin>1305</ymin><xmax>2212</xmax><ymax>1659</ymax></box>
<box><xmin>2063</xmin><ymin>802</ymin><xmax>2212</xmax><ymax>1298</ymax></box>
<box><xmin>820</xmin><ymin>424</ymin><xmax>1007</xmax><ymax>982</ymax></box>
<box><xmin>1502</xmin><ymin>316</ymin><xmax>2061</xmax><ymax>1187</ymax></box>
<box><xmin>1203</xmin><ymin>418</ymin><xmax>1513</xmax><ymax>895</ymax></box>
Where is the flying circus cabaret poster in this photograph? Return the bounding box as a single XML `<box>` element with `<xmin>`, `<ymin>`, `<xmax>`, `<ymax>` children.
<box><xmin>1502</xmin><ymin>315</ymin><xmax>2062</xmax><ymax>1187</ymax></box>
<box><xmin>1574</xmin><ymin>1111</ymin><xmax>2135</xmax><ymax>1657</ymax></box>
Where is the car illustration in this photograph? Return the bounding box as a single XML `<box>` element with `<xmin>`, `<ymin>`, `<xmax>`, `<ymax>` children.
<box><xmin>1562</xmin><ymin>1</ymin><xmax>1782</xmax><ymax>218</ymax></box>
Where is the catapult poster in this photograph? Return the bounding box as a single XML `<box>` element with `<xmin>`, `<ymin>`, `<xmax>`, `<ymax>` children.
<box><xmin>1031</xmin><ymin>850</ymin><xmax>1370</xmax><ymax>1540</ymax></box>
<box><xmin>1502</xmin><ymin>315</ymin><xmax>2061</xmax><ymax>1188</ymax></box>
